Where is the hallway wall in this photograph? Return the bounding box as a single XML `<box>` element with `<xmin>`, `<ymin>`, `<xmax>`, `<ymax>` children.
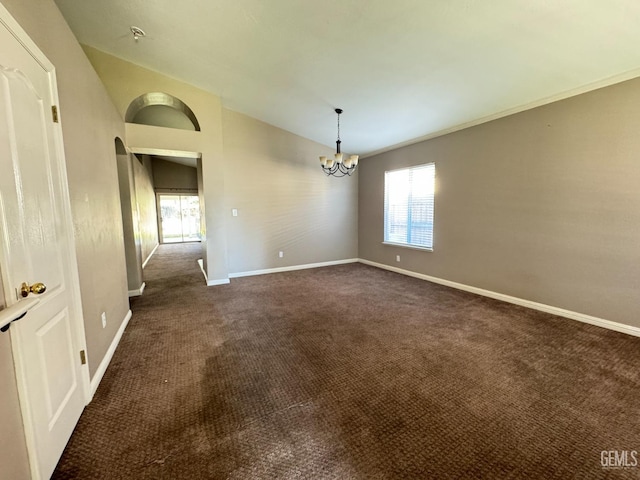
<box><xmin>152</xmin><ymin>158</ymin><xmax>198</xmax><ymax>192</ymax></box>
<box><xmin>116</xmin><ymin>150</ymin><xmax>144</xmax><ymax>293</ymax></box>
<box><xmin>133</xmin><ymin>154</ymin><xmax>159</xmax><ymax>264</ymax></box>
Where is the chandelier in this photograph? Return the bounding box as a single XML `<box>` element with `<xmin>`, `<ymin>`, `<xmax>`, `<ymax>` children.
<box><xmin>319</xmin><ymin>108</ymin><xmax>359</xmax><ymax>177</ymax></box>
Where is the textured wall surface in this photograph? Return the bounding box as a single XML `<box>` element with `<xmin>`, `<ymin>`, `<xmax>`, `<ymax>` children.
<box><xmin>116</xmin><ymin>150</ymin><xmax>144</xmax><ymax>291</ymax></box>
<box><xmin>359</xmin><ymin>77</ymin><xmax>640</xmax><ymax>328</ymax></box>
<box><xmin>133</xmin><ymin>155</ymin><xmax>159</xmax><ymax>263</ymax></box>
<box><xmin>152</xmin><ymin>158</ymin><xmax>198</xmax><ymax>192</ymax></box>
<box><xmin>222</xmin><ymin>109</ymin><xmax>358</xmax><ymax>274</ymax></box>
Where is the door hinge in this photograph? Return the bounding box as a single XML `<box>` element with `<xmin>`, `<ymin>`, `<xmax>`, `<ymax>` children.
<box><xmin>51</xmin><ymin>105</ymin><xmax>59</xmax><ymax>123</ymax></box>
<box><xmin>80</xmin><ymin>350</ymin><xmax>86</xmax><ymax>365</ymax></box>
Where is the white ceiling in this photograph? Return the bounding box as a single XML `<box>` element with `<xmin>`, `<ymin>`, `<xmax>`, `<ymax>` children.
<box><xmin>54</xmin><ymin>0</ymin><xmax>640</xmax><ymax>156</ymax></box>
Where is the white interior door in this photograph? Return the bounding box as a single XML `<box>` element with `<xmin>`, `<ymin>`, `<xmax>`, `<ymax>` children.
<box><xmin>0</xmin><ymin>9</ymin><xmax>88</xmax><ymax>480</ymax></box>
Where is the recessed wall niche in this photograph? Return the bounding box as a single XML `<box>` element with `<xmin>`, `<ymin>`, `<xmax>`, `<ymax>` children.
<box><xmin>125</xmin><ymin>92</ymin><xmax>201</xmax><ymax>131</ymax></box>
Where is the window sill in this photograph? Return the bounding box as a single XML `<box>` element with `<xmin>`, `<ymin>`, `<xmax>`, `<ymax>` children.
<box><xmin>382</xmin><ymin>242</ymin><xmax>433</xmax><ymax>252</ymax></box>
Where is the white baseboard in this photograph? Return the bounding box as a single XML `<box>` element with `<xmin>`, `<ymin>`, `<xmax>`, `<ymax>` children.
<box><xmin>358</xmin><ymin>259</ymin><xmax>640</xmax><ymax>338</ymax></box>
<box><xmin>198</xmin><ymin>258</ymin><xmax>229</xmax><ymax>286</ymax></box>
<box><xmin>197</xmin><ymin>258</ymin><xmax>207</xmax><ymax>282</ymax></box>
<box><xmin>89</xmin><ymin>309</ymin><xmax>132</xmax><ymax>399</ymax></box>
<box><xmin>142</xmin><ymin>243</ymin><xmax>159</xmax><ymax>269</ymax></box>
<box><xmin>128</xmin><ymin>282</ymin><xmax>145</xmax><ymax>297</ymax></box>
<box><xmin>229</xmin><ymin>258</ymin><xmax>360</xmax><ymax>279</ymax></box>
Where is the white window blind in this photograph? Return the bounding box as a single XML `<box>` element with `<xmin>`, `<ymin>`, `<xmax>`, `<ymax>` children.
<box><xmin>384</xmin><ymin>163</ymin><xmax>435</xmax><ymax>249</ymax></box>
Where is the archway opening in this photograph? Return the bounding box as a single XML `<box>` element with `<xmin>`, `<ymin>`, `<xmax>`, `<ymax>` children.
<box><xmin>114</xmin><ymin>137</ymin><xmax>144</xmax><ymax>296</ymax></box>
<box><xmin>125</xmin><ymin>92</ymin><xmax>201</xmax><ymax>131</ymax></box>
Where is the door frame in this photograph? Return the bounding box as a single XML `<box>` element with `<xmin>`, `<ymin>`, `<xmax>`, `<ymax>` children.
<box><xmin>0</xmin><ymin>5</ymin><xmax>90</xmax><ymax>478</ymax></box>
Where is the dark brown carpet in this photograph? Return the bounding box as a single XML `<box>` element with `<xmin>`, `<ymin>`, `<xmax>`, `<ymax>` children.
<box><xmin>53</xmin><ymin>243</ymin><xmax>640</xmax><ymax>479</ymax></box>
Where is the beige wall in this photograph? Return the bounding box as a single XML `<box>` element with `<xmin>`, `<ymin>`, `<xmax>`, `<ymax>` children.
<box><xmin>0</xmin><ymin>0</ymin><xmax>130</xmax><ymax>477</ymax></box>
<box><xmin>133</xmin><ymin>155</ymin><xmax>159</xmax><ymax>263</ymax></box>
<box><xmin>359</xmin><ymin>77</ymin><xmax>640</xmax><ymax>328</ymax></box>
<box><xmin>116</xmin><ymin>150</ymin><xmax>158</xmax><ymax>291</ymax></box>
<box><xmin>116</xmin><ymin>149</ymin><xmax>144</xmax><ymax>292</ymax></box>
<box><xmin>83</xmin><ymin>46</ymin><xmax>229</xmax><ymax>283</ymax></box>
<box><xmin>0</xmin><ymin>335</ymin><xmax>30</xmax><ymax>480</ymax></box>
<box><xmin>197</xmin><ymin>159</ymin><xmax>207</xmax><ymax>272</ymax></box>
<box><xmin>84</xmin><ymin>47</ymin><xmax>359</xmax><ymax>281</ymax></box>
<box><xmin>223</xmin><ymin>109</ymin><xmax>358</xmax><ymax>273</ymax></box>
<box><xmin>152</xmin><ymin>158</ymin><xmax>198</xmax><ymax>192</ymax></box>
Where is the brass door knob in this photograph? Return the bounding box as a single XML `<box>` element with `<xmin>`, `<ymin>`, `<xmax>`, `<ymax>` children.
<box><xmin>20</xmin><ymin>282</ymin><xmax>47</xmax><ymax>298</ymax></box>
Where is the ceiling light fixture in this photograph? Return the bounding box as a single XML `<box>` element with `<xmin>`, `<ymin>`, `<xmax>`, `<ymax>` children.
<box><xmin>130</xmin><ymin>26</ymin><xmax>146</xmax><ymax>41</ymax></box>
<box><xmin>319</xmin><ymin>108</ymin><xmax>359</xmax><ymax>177</ymax></box>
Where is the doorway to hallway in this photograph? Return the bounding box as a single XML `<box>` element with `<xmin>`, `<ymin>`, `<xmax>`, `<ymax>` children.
<box><xmin>157</xmin><ymin>194</ymin><xmax>201</xmax><ymax>243</ymax></box>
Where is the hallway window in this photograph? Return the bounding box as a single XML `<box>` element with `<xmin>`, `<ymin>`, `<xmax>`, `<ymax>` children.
<box><xmin>158</xmin><ymin>194</ymin><xmax>201</xmax><ymax>243</ymax></box>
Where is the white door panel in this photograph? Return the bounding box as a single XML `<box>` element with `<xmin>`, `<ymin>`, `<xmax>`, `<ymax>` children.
<box><xmin>1</xmin><ymin>67</ymin><xmax>65</xmax><ymax>293</ymax></box>
<box><xmin>0</xmin><ymin>9</ymin><xmax>88</xmax><ymax>480</ymax></box>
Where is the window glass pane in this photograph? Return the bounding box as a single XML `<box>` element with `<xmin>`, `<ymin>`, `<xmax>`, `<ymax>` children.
<box><xmin>384</xmin><ymin>163</ymin><xmax>435</xmax><ymax>249</ymax></box>
<box><xmin>159</xmin><ymin>194</ymin><xmax>201</xmax><ymax>243</ymax></box>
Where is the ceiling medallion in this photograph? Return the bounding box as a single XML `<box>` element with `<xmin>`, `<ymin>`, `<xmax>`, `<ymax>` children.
<box><xmin>130</xmin><ymin>26</ymin><xmax>146</xmax><ymax>41</ymax></box>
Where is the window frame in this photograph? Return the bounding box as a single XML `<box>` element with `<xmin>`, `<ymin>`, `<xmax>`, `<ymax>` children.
<box><xmin>383</xmin><ymin>162</ymin><xmax>435</xmax><ymax>252</ymax></box>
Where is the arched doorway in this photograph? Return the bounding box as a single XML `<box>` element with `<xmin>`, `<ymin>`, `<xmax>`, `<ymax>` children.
<box><xmin>124</xmin><ymin>91</ymin><xmax>207</xmax><ymax>282</ymax></box>
<box><xmin>114</xmin><ymin>137</ymin><xmax>145</xmax><ymax>296</ymax></box>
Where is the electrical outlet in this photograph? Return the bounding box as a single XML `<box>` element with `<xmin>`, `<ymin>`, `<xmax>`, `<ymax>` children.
<box><xmin>279</xmin><ymin>251</ymin><xmax>284</xmax><ymax>258</ymax></box>
<box><xmin>232</xmin><ymin>208</ymin><xmax>238</xmax><ymax>217</ymax></box>
<box><xmin>101</xmin><ymin>312</ymin><xmax>107</xmax><ymax>328</ymax></box>
<box><xmin>396</xmin><ymin>255</ymin><xmax>401</xmax><ymax>262</ymax></box>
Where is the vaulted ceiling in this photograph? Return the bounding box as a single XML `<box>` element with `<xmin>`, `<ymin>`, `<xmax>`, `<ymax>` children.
<box><xmin>54</xmin><ymin>0</ymin><xmax>640</xmax><ymax>156</ymax></box>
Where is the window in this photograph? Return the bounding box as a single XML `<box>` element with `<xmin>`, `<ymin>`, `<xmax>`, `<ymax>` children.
<box><xmin>384</xmin><ymin>163</ymin><xmax>435</xmax><ymax>250</ymax></box>
<box><xmin>157</xmin><ymin>194</ymin><xmax>201</xmax><ymax>243</ymax></box>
